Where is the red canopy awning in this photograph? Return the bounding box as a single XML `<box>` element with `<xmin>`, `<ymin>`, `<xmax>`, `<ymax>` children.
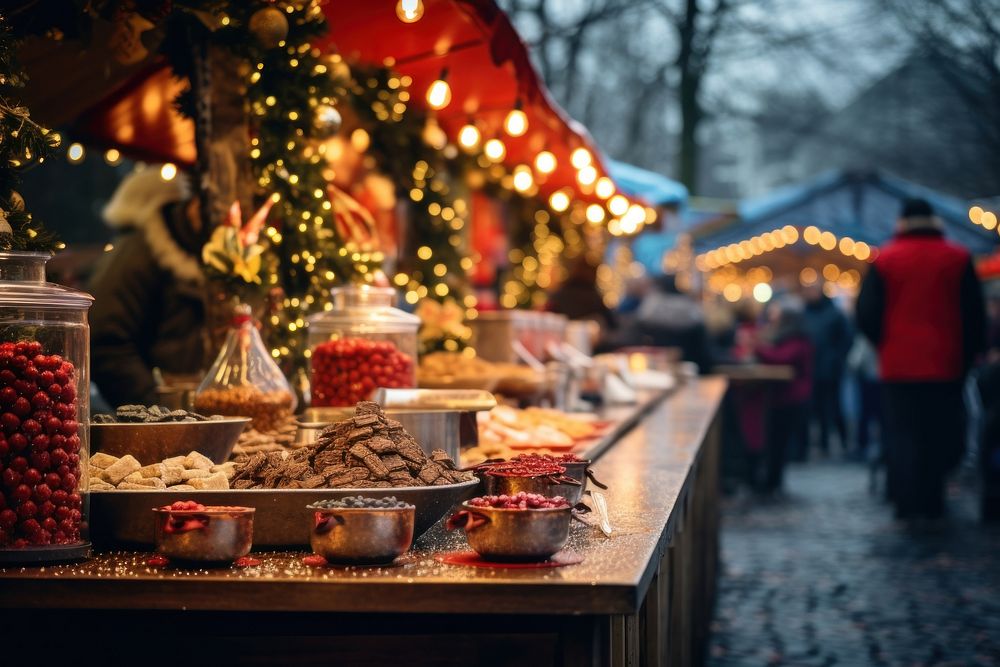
<box><xmin>318</xmin><ymin>0</ymin><xmax>610</xmax><ymax>201</ymax></box>
<box><xmin>44</xmin><ymin>0</ymin><xmax>610</xmax><ymax>205</ymax></box>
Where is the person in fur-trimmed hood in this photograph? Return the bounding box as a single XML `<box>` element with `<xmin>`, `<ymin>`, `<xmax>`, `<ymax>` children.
<box><xmin>87</xmin><ymin>166</ymin><xmax>206</xmax><ymax>407</ymax></box>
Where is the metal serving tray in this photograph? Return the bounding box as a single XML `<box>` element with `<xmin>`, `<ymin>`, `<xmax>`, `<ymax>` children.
<box><xmin>89</xmin><ymin>479</ymin><xmax>480</xmax><ymax>549</ymax></box>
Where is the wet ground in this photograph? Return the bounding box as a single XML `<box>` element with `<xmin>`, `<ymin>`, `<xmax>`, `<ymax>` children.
<box><xmin>709</xmin><ymin>461</ymin><xmax>1000</xmax><ymax>666</ymax></box>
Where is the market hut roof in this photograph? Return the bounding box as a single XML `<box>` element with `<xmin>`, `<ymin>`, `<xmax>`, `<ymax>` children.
<box><xmin>695</xmin><ymin>169</ymin><xmax>998</xmax><ymax>256</ymax></box>
<box><xmin>606</xmin><ymin>160</ymin><xmax>688</xmax><ymax>207</ymax></box>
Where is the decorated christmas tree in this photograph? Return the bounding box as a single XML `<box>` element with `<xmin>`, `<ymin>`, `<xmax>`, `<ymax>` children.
<box><xmin>0</xmin><ymin>15</ymin><xmax>60</xmax><ymax>251</ymax></box>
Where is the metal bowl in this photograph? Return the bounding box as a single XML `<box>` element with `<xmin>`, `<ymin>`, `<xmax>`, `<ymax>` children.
<box><xmin>152</xmin><ymin>506</ymin><xmax>254</xmax><ymax>562</ymax></box>
<box><xmin>90</xmin><ymin>478</ymin><xmax>481</xmax><ymax>548</ymax></box>
<box><xmin>297</xmin><ymin>408</ymin><xmax>462</xmax><ymax>461</ymax></box>
<box><xmin>483</xmin><ymin>472</ymin><xmax>585</xmax><ymax>505</ymax></box>
<box><xmin>447</xmin><ymin>502</ymin><xmax>572</xmax><ymax>562</ymax></box>
<box><xmin>91</xmin><ymin>418</ymin><xmax>250</xmax><ymax>464</ymax></box>
<box><xmin>309</xmin><ymin>506</ymin><xmax>415</xmax><ymax>565</ymax></box>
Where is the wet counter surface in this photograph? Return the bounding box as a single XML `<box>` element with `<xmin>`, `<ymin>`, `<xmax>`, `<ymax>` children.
<box><xmin>0</xmin><ymin>377</ymin><xmax>727</xmax><ymax>616</ymax></box>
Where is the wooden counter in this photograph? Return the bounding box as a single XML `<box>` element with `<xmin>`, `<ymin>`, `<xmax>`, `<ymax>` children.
<box><xmin>0</xmin><ymin>377</ymin><xmax>727</xmax><ymax>667</ymax></box>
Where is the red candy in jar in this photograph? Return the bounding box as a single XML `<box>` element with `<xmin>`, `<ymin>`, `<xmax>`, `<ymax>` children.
<box><xmin>0</xmin><ymin>341</ymin><xmax>81</xmax><ymax>547</ymax></box>
<box><xmin>306</xmin><ymin>286</ymin><xmax>420</xmax><ymax>408</ymax></box>
<box><xmin>311</xmin><ymin>338</ymin><xmax>415</xmax><ymax>407</ymax></box>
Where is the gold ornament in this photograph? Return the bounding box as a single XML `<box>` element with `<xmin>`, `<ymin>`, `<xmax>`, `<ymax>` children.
<box><xmin>249</xmin><ymin>7</ymin><xmax>289</xmax><ymax>49</ymax></box>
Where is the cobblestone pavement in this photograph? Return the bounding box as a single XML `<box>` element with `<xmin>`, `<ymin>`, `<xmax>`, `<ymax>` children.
<box><xmin>709</xmin><ymin>462</ymin><xmax>1000</xmax><ymax>667</ymax></box>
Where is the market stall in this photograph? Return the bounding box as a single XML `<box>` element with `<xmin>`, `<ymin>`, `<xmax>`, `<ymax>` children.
<box><xmin>0</xmin><ymin>378</ymin><xmax>725</xmax><ymax>666</ymax></box>
<box><xmin>0</xmin><ymin>3</ymin><xmax>728</xmax><ymax>664</ymax></box>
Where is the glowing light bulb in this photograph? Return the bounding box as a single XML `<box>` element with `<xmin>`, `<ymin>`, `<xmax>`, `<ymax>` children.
<box><xmin>969</xmin><ymin>206</ymin><xmax>984</xmax><ymax>224</ymax></box>
<box><xmin>458</xmin><ymin>124</ymin><xmax>481</xmax><ymax>150</ymax></box>
<box><xmin>549</xmin><ymin>191</ymin><xmax>570</xmax><ymax>212</ymax></box>
<box><xmin>67</xmin><ymin>143</ymin><xmax>85</xmax><ymax>163</ymax></box>
<box><xmin>396</xmin><ymin>0</ymin><xmax>424</xmax><ymax>23</ymax></box>
<box><xmin>570</xmin><ymin>147</ymin><xmax>592</xmax><ymax>169</ymax></box>
<box><xmin>753</xmin><ymin>283</ymin><xmax>773</xmax><ymax>303</ymax></box>
<box><xmin>512</xmin><ymin>165</ymin><xmax>533</xmax><ymax>193</ymax></box>
<box><xmin>608</xmin><ymin>195</ymin><xmax>629</xmax><ymax>216</ymax></box>
<box><xmin>484</xmin><ymin>138</ymin><xmax>506</xmax><ymax>161</ymax></box>
<box><xmin>351</xmin><ymin>128</ymin><xmax>370</xmax><ymax>152</ymax></box>
<box><xmin>534</xmin><ymin>151</ymin><xmax>556</xmax><ymax>174</ymax></box>
<box><xmin>595</xmin><ymin>177</ymin><xmax>615</xmax><ymax>199</ymax></box>
<box><xmin>160</xmin><ymin>163</ymin><xmax>177</xmax><ymax>181</ymax></box>
<box><xmin>103</xmin><ymin>148</ymin><xmax>121</xmax><ymax>166</ymax></box>
<box><xmin>586</xmin><ymin>204</ymin><xmax>605</xmax><ymax>224</ymax></box>
<box><xmin>426</xmin><ymin>71</ymin><xmax>451</xmax><ymax>110</ymax></box>
<box><xmin>577</xmin><ymin>165</ymin><xmax>597</xmax><ymax>186</ymax></box>
<box><xmin>504</xmin><ymin>107</ymin><xmax>528</xmax><ymax>137</ymax></box>
<box><xmin>981</xmin><ymin>211</ymin><xmax>998</xmax><ymax>230</ymax></box>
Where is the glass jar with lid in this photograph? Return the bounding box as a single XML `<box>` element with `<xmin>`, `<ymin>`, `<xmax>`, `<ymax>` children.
<box><xmin>194</xmin><ymin>304</ymin><xmax>297</xmax><ymax>433</ymax></box>
<box><xmin>307</xmin><ymin>285</ymin><xmax>419</xmax><ymax>407</ymax></box>
<box><xmin>0</xmin><ymin>251</ymin><xmax>93</xmax><ymax>561</ymax></box>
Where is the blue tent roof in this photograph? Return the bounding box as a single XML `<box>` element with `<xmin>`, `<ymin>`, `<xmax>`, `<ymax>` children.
<box><xmin>697</xmin><ymin>169</ymin><xmax>997</xmax><ymax>255</ymax></box>
<box><xmin>607</xmin><ymin>160</ymin><xmax>688</xmax><ymax>206</ymax></box>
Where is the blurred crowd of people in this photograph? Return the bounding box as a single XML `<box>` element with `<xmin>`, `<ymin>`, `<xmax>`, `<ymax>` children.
<box><xmin>553</xmin><ymin>198</ymin><xmax>1000</xmax><ymax>523</ymax></box>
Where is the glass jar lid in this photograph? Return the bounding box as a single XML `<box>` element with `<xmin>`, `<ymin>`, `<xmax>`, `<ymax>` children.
<box><xmin>0</xmin><ymin>252</ymin><xmax>93</xmax><ymax>310</ymax></box>
<box><xmin>308</xmin><ymin>284</ymin><xmax>419</xmax><ymax>334</ymax></box>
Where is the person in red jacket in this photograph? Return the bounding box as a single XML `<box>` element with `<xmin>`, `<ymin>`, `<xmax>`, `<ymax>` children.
<box><xmin>857</xmin><ymin>198</ymin><xmax>986</xmax><ymax>519</ymax></box>
<box><xmin>754</xmin><ymin>298</ymin><xmax>814</xmax><ymax>493</ymax></box>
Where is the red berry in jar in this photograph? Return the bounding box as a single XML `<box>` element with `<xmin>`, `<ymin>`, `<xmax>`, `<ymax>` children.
<box><xmin>33</xmin><ymin>484</ymin><xmax>51</xmax><ymax>503</ymax></box>
<box><xmin>1</xmin><ymin>412</ymin><xmax>20</xmax><ymax>432</ymax></box>
<box><xmin>0</xmin><ymin>343</ymin><xmax>81</xmax><ymax>549</ymax></box>
<box><xmin>30</xmin><ymin>391</ymin><xmax>49</xmax><ymax>410</ymax></box>
<box><xmin>38</xmin><ymin>501</ymin><xmax>55</xmax><ymax>518</ymax></box>
<box><xmin>9</xmin><ymin>433</ymin><xmax>27</xmax><ymax>452</ymax></box>
<box><xmin>16</xmin><ymin>500</ymin><xmax>37</xmax><ymax>519</ymax></box>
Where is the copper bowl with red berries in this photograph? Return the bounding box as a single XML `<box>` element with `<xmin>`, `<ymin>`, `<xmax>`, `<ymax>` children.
<box><xmin>478</xmin><ymin>458</ymin><xmax>586</xmax><ymax>505</ymax></box>
<box><xmin>152</xmin><ymin>501</ymin><xmax>254</xmax><ymax>562</ymax></box>
<box><xmin>446</xmin><ymin>493</ymin><xmax>572</xmax><ymax>562</ymax></box>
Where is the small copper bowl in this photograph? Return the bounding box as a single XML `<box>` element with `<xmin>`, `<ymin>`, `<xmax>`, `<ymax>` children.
<box><xmin>447</xmin><ymin>502</ymin><xmax>572</xmax><ymax>562</ymax></box>
<box><xmin>309</xmin><ymin>506</ymin><xmax>415</xmax><ymax>565</ymax></box>
<box><xmin>152</xmin><ymin>506</ymin><xmax>254</xmax><ymax>562</ymax></box>
<box><xmin>484</xmin><ymin>470</ymin><xmax>585</xmax><ymax>505</ymax></box>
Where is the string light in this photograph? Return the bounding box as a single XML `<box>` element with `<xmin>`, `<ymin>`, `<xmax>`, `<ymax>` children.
<box><xmin>103</xmin><ymin>148</ymin><xmax>121</xmax><ymax>166</ymax></box>
<box><xmin>577</xmin><ymin>165</ymin><xmax>597</xmax><ymax>186</ymax></box>
<box><xmin>534</xmin><ymin>151</ymin><xmax>556</xmax><ymax>174</ymax></box>
<box><xmin>66</xmin><ymin>143</ymin><xmax>85</xmax><ymax>163</ymax></box>
<box><xmin>512</xmin><ymin>165</ymin><xmax>533</xmax><ymax>192</ymax></box>
<box><xmin>752</xmin><ymin>282</ymin><xmax>773</xmax><ymax>303</ymax></box>
<box><xmin>396</xmin><ymin>0</ymin><xmax>424</xmax><ymax>22</ymax></box>
<box><xmin>586</xmin><ymin>204</ymin><xmax>606</xmax><ymax>224</ymax></box>
<box><xmin>595</xmin><ymin>177</ymin><xmax>615</xmax><ymax>199</ymax></box>
<box><xmin>426</xmin><ymin>68</ymin><xmax>452</xmax><ymax>110</ymax></box>
<box><xmin>982</xmin><ymin>211</ymin><xmax>998</xmax><ymax>231</ymax></box>
<box><xmin>503</xmin><ymin>101</ymin><xmax>528</xmax><ymax>137</ymax></box>
<box><xmin>570</xmin><ymin>147</ymin><xmax>592</xmax><ymax>169</ymax></box>
<box><xmin>484</xmin><ymin>138</ymin><xmax>506</xmax><ymax>161</ymax></box>
<box><xmin>621</xmin><ymin>204</ymin><xmax>645</xmax><ymax>234</ymax></box>
<box><xmin>160</xmin><ymin>163</ymin><xmax>177</xmax><ymax>181</ymax></box>
<box><xmin>458</xmin><ymin>123</ymin><xmax>481</xmax><ymax>150</ymax></box>
<box><xmin>549</xmin><ymin>190</ymin><xmax>570</xmax><ymax>212</ymax></box>
<box><xmin>351</xmin><ymin>128</ymin><xmax>370</xmax><ymax>152</ymax></box>
<box><xmin>608</xmin><ymin>195</ymin><xmax>629</xmax><ymax>216</ymax></box>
